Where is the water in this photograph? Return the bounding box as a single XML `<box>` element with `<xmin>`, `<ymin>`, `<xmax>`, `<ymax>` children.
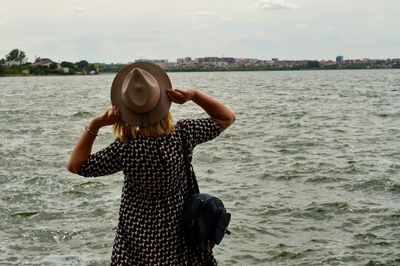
<box><xmin>1</xmin><ymin>70</ymin><xmax>400</xmax><ymax>265</ymax></box>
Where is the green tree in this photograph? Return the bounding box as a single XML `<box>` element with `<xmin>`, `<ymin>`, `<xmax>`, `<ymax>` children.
<box><xmin>88</xmin><ymin>63</ymin><xmax>98</xmax><ymax>72</ymax></box>
<box><xmin>75</xmin><ymin>60</ymin><xmax>89</xmax><ymax>70</ymax></box>
<box><xmin>61</xmin><ymin>61</ymin><xmax>77</xmax><ymax>74</ymax></box>
<box><xmin>61</xmin><ymin>61</ymin><xmax>76</xmax><ymax>70</ymax></box>
<box><xmin>6</xmin><ymin>49</ymin><xmax>26</xmax><ymax>63</ymax></box>
<box><xmin>0</xmin><ymin>64</ymin><xmax>5</xmax><ymax>76</ymax></box>
<box><xmin>306</xmin><ymin>61</ymin><xmax>320</xmax><ymax>68</ymax></box>
<box><xmin>49</xmin><ymin>63</ymin><xmax>58</xmax><ymax>70</ymax></box>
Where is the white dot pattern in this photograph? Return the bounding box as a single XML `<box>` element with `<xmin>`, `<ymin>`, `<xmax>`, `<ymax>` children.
<box><xmin>78</xmin><ymin>118</ymin><xmax>221</xmax><ymax>265</ymax></box>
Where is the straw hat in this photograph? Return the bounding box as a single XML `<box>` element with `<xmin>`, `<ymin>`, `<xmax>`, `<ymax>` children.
<box><xmin>111</xmin><ymin>62</ymin><xmax>172</xmax><ymax>127</ymax></box>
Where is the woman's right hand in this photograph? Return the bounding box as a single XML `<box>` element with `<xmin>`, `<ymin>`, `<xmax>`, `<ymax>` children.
<box><xmin>167</xmin><ymin>88</ymin><xmax>196</xmax><ymax>104</ymax></box>
<box><xmin>171</xmin><ymin>88</ymin><xmax>236</xmax><ymax>131</ymax></box>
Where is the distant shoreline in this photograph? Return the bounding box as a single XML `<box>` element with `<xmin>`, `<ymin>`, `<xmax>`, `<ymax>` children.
<box><xmin>2</xmin><ymin>54</ymin><xmax>399</xmax><ymax>77</ymax></box>
<box><xmin>2</xmin><ymin>50</ymin><xmax>399</xmax><ymax>77</ymax></box>
<box><xmin>1</xmin><ymin>65</ymin><xmax>400</xmax><ymax>78</ymax></box>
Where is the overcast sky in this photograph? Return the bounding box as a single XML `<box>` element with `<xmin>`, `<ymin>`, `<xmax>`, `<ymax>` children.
<box><xmin>0</xmin><ymin>0</ymin><xmax>399</xmax><ymax>63</ymax></box>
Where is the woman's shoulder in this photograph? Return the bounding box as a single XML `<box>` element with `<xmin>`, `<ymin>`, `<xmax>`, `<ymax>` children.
<box><xmin>175</xmin><ymin>117</ymin><xmax>216</xmax><ymax>126</ymax></box>
<box><xmin>174</xmin><ymin>118</ymin><xmax>200</xmax><ymax>132</ymax></box>
<box><xmin>175</xmin><ymin>118</ymin><xmax>190</xmax><ymax>127</ymax></box>
<box><xmin>176</xmin><ymin>117</ymin><xmax>219</xmax><ymax>128</ymax></box>
<box><xmin>173</xmin><ymin>117</ymin><xmax>221</xmax><ymax>146</ymax></box>
<box><xmin>174</xmin><ymin>118</ymin><xmax>221</xmax><ymax>137</ymax></box>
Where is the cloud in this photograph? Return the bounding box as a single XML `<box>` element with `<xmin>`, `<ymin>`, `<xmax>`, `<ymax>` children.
<box><xmin>369</xmin><ymin>24</ymin><xmax>385</xmax><ymax>32</ymax></box>
<box><xmin>182</xmin><ymin>10</ymin><xmax>215</xmax><ymax>21</ymax></box>
<box><xmin>323</xmin><ymin>25</ymin><xmax>336</xmax><ymax>31</ymax></box>
<box><xmin>73</xmin><ymin>6</ymin><xmax>87</xmax><ymax>13</ymax></box>
<box><xmin>181</xmin><ymin>10</ymin><xmax>216</xmax><ymax>30</ymax></box>
<box><xmin>295</xmin><ymin>24</ymin><xmax>309</xmax><ymax>28</ymax></box>
<box><xmin>257</xmin><ymin>0</ymin><xmax>298</xmax><ymax>10</ymax></box>
<box><xmin>220</xmin><ymin>16</ymin><xmax>234</xmax><ymax>22</ymax></box>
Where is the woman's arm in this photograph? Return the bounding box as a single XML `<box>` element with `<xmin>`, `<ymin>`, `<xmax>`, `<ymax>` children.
<box><xmin>167</xmin><ymin>88</ymin><xmax>235</xmax><ymax>131</ymax></box>
<box><xmin>67</xmin><ymin>106</ymin><xmax>119</xmax><ymax>173</ymax></box>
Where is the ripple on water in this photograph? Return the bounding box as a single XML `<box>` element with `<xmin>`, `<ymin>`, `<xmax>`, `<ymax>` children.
<box><xmin>346</xmin><ymin>178</ymin><xmax>400</xmax><ymax>193</ymax></box>
<box><xmin>295</xmin><ymin>202</ymin><xmax>352</xmax><ymax>220</ymax></box>
<box><xmin>304</xmin><ymin>175</ymin><xmax>348</xmax><ymax>184</ymax></box>
<box><xmin>72</xmin><ymin>180</ymin><xmax>107</xmax><ymax>190</ymax></box>
<box><xmin>10</xmin><ymin>211</ymin><xmax>40</xmax><ymax>218</ymax></box>
<box><xmin>71</xmin><ymin>111</ymin><xmax>95</xmax><ymax>119</ymax></box>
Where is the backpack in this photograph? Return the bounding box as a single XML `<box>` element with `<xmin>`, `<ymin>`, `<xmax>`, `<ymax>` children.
<box><xmin>185</xmin><ymin>193</ymin><xmax>231</xmax><ymax>251</ymax></box>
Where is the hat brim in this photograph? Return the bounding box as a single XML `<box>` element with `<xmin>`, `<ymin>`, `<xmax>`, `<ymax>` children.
<box><xmin>111</xmin><ymin>62</ymin><xmax>172</xmax><ymax>127</ymax></box>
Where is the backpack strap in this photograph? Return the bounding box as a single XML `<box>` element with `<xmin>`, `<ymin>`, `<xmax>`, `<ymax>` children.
<box><xmin>180</xmin><ymin>133</ymin><xmax>200</xmax><ymax>195</ymax></box>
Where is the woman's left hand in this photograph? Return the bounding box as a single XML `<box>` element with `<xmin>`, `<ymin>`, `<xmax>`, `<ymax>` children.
<box><xmin>167</xmin><ymin>88</ymin><xmax>196</xmax><ymax>104</ymax></box>
<box><xmin>67</xmin><ymin>105</ymin><xmax>119</xmax><ymax>174</ymax></box>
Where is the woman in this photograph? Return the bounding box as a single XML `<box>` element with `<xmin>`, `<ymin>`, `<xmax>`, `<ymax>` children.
<box><xmin>68</xmin><ymin>62</ymin><xmax>235</xmax><ymax>265</ymax></box>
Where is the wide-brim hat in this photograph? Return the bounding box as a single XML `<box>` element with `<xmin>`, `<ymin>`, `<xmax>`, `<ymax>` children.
<box><xmin>111</xmin><ymin>62</ymin><xmax>172</xmax><ymax>127</ymax></box>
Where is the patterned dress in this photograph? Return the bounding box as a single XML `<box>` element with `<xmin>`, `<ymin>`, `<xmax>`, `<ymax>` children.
<box><xmin>78</xmin><ymin>118</ymin><xmax>221</xmax><ymax>265</ymax></box>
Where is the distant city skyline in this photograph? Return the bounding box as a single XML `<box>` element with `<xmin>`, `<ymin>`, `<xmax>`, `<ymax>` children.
<box><xmin>1</xmin><ymin>0</ymin><xmax>399</xmax><ymax>63</ymax></box>
<box><xmin>3</xmin><ymin>51</ymin><xmax>400</xmax><ymax>65</ymax></box>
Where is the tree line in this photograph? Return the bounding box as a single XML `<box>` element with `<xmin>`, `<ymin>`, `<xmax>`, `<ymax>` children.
<box><xmin>0</xmin><ymin>48</ymin><xmax>101</xmax><ymax>76</ymax></box>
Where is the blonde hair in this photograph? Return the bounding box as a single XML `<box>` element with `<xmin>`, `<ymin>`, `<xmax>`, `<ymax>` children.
<box><xmin>112</xmin><ymin>112</ymin><xmax>174</xmax><ymax>141</ymax></box>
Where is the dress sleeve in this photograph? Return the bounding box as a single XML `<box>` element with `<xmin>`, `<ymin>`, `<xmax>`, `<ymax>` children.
<box><xmin>77</xmin><ymin>140</ymin><xmax>123</xmax><ymax>177</ymax></box>
<box><xmin>177</xmin><ymin>117</ymin><xmax>221</xmax><ymax>148</ymax></box>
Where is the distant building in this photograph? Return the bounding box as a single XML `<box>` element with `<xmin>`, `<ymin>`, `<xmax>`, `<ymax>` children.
<box><xmin>336</xmin><ymin>56</ymin><xmax>344</xmax><ymax>64</ymax></box>
<box><xmin>32</xmin><ymin>58</ymin><xmax>55</xmax><ymax>68</ymax></box>
<box><xmin>320</xmin><ymin>60</ymin><xmax>336</xmax><ymax>66</ymax></box>
<box><xmin>135</xmin><ymin>59</ymin><xmax>168</xmax><ymax>64</ymax></box>
<box><xmin>218</xmin><ymin>57</ymin><xmax>235</xmax><ymax>64</ymax></box>
<box><xmin>272</xmin><ymin>58</ymin><xmax>279</xmax><ymax>66</ymax></box>
<box><xmin>204</xmin><ymin>57</ymin><xmax>218</xmax><ymax>63</ymax></box>
<box><xmin>195</xmin><ymin>57</ymin><xmax>219</xmax><ymax>64</ymax></box>
<box><xmin>177</xmin><ymin>57</ymin><xmax>192</xmax><ymax>64</ymax></box>
<box><xmin>263</xmin><ymin>60</ymin><xmax>274</xmax><ymax>66</ymax></box>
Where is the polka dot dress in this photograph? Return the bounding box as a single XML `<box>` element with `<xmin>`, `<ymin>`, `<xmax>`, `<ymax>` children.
<box><xmin>78</xmin><ymin>118</ymin><xmax>221</xmax><ymax>265</ymax></box>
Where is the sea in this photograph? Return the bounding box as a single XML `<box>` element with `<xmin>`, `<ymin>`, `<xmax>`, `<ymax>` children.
<box><xmin>0</xmin><ymin>69</ymin><xmax>399</xmax><ymax>266</ymax></box>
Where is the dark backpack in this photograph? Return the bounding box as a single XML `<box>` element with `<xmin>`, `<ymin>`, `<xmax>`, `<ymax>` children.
<box><xmin>185</xmin><ymin>193</ymin><xmax>231</xmax><ymax>250</ymax></box>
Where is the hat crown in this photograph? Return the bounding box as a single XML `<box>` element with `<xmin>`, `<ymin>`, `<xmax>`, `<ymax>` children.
<box><xmin>121</xmin><ymin>68</ymin><xmax>161</xmax><ymax>114</ymax></box>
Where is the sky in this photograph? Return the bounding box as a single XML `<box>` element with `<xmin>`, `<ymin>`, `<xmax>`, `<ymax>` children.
<box><xmin>0</xmin><ymin>0</ymin><xmax>399</xmax><ymax>63</ymax></box>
